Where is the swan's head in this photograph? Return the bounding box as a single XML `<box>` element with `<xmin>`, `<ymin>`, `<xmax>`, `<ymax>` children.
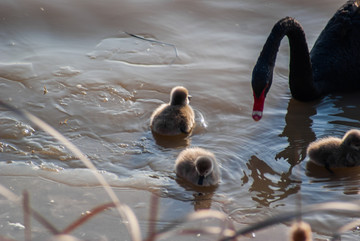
<box><xmin>170</xmin><ymin>86</ymin><xmax>191</xmax><ymax>106</ymax></box>
<box><xmin>342</xmin><ymin>129</ymin><xmax>360</xmax><ymax>150</ymax></box>
<box><xmin>195</xmin><ymin>156</ymin><xmax>214</xmax><ymax>185</ymax></box>
<box><xmin>251</xmin><ymin>62</ymin><xmax>272</xmax><ymax>121</ymax></box>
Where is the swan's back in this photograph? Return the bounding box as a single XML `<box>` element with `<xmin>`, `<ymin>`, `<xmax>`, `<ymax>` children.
<box><xmin>310</xmin><ymin>0</ymin><xmax>360</xmax><ymax>92</ymax></box>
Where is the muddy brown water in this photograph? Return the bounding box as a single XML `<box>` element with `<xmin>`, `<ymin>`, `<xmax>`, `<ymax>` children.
<box><xmin>0</xmin><ymin>0</ymin><xmax>360</xmax><ymax>240</ymax></box>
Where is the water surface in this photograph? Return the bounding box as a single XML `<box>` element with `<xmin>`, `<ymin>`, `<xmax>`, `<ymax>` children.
<box><xmin>1</xmin><ymin>0</ymin><xmax>360</xmax><ymax>240</ymax></box>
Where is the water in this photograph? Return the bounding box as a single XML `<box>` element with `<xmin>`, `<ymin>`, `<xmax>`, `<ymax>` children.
<box><xmin>1</xmin><ymin>0</ymin><xmax>360</xmax><ymax>240</ymax></box>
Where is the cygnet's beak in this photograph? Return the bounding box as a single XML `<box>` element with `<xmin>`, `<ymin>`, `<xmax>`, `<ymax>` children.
<box><xmin>198</xmin><ymin>175</ymin><xmax>204</xmax><ymax>185</ymax></box>
<box><xmin>187</xmin><ymin>95</ymin><xmax>192</xmax><ymax>102</ymax></box>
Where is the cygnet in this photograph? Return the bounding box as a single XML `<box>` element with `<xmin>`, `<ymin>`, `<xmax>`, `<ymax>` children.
<box><xmin>307</xmin><ymin>129</ymin><xmax>360</xmax><ymax>169</ymax></box>
<box><xmin>150</xmin><ymin>86</ymin><xmax>195</xmax><ymax>136</ymax></box>
<box><xmin>175</xmin><ymin>147</ymin><xmax>220</xmax><ymax>186</ymax></box>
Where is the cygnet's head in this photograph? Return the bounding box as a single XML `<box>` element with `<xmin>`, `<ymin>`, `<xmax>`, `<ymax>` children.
<box><xmin>195</xmin><ymin>156</ymin><xmax>214</xmax><ymax>185</ymax></box>
<box><xmin>342</xmin><ymin>129</ymin><xmax>360</xmax><ymax>150</ymax></box>
<box><xmin>170</xmin><ymin>86</ymin><xmax>191</xmax><ymax>106</ymax></box>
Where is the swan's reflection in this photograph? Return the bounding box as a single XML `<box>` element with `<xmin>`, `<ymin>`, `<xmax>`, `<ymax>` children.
<box><xmin>275</xmin><ymin>98</ymin><xmax>318</xmax><ymax>170</ymax></box>
<box><xmin>247</xmin><ymin>155</ymin><xmax>300</xmax><ymax>206</ymax></box>
<box><xmin>247</xmin><ymin>97</ymin><xmax>318</xmax><ymax>206</ymax></box>
<box><xmin>243</xmin><ymin>98</ymin><xmax>318</xmax><ymax>206</ymax></box>
<box><xmin>327</xmin><ymin>92</ymin><xmax>360</xmax><ymax>128</ymax></box>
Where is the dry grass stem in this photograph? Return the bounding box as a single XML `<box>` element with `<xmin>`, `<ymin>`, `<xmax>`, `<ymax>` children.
<box><xmin>23</xmin><ymin>191</ymin><xmax>31</xmax><ymax>241</ymax></box>
<box><xmin>61</xmin><ymin>202</ymin><xmax>116</xmax><ymax>234</ymax></box>
<box><xmin>0</xmin><ymin>183</ymin><xmax>20</xmax><ymax>202</ymax></box>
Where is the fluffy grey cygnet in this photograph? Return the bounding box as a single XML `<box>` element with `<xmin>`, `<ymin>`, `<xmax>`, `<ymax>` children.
<box><xmin>307</xmin><ymin>129</ymin><xmax>360</xmax><ymax>168</ymax></box>
<box><xmin>150</xmin><ymin>86</ymin><xmax>195</xmax><ymax>136</ymax></box>
<box><xmin>175</xmin><ymin>147</ymin><xmax>220</xmax><ymax>186</ymax></box>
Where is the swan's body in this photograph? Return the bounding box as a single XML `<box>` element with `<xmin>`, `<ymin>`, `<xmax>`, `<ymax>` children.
<box><xmin>307</xmin><ymin>129</ymin><xmax>360</xmax><ymax>168</ymax></box>
<box><xmin>150</xmin><ymin>86</ymin><xmax>195</xmax><ymax>136</ymax></box>
<box><xmin>252</xmin><ymin>0</ymin><xmax>360</xmax><ymax>121</ymax></box>
<box><xmin>175</xmin><ymin>147</ymin><xmax>220</xmax><ymax>186</ymax></box>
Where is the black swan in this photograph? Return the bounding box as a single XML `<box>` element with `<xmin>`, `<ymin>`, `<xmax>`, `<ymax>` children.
<box><xmin>307</xmin><ymin>129</ymin><xmax>360</xmax><ymax>168</ymax></box>
<box><xmin>150</xmin><ymin>86</ymin><xmax>195</xmax><ymax>135</ymax></box>
<box><xmin>252</xmin><ymin>0</ymin><xmax>360</xmax><ymax>121</ymax></box>
<box><xmin>175</xmin><ymin>147</ymin><xmax>220</xmax><ymax>186</ymax></box>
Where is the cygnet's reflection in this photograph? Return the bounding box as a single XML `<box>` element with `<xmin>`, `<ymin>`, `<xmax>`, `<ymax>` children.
<box><xmin>175</xmin><ymin>177</ymin><xmax>217</xmax><ymax>211</ymax></box>
<box><xmin>151</xmin><ymin>131</ymin><xmax>191</xmax><ymax>148</ymax></box>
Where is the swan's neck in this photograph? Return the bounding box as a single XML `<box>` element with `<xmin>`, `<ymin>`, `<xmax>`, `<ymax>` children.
<box><xmin>259</xmin><ymin>17</ymin><xmax>319</xmax><ymax>100</ymax></box>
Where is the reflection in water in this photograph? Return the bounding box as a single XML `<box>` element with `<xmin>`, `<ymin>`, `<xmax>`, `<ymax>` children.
<box><xmin>247</xmin><ymin>156</ymin><xmax>300</xmax><ymax>207</ymax></box>
<box><xmin>330</xmin><ymin>93</ymin><xmax>360</xmax><ymax>128</ymax></box>
<box><xmin>275</xmin><ymin>98</ymin><xmax>318</xmax><ymax>170</ymax></box>
<box><xmin>193</xmin><ymin>192</ymin><xmax>214</xmax><ymax>211</ymax></box>
<box><xmin>306</xmin><ymin>161</ymin><xmax>360</xmax><ymax>196</ymax></box>
<box><xmin>151</xmin><ymin>131</ymin><xmax>191</xmax><ymax>149</ymax></box>
<box><xmin>175</xmin><ymin>177</ymin><xmax>217</xmax><ymax>211</ymax></box>
<box><xmin>245</xmin><ymin>98</ymin><xmax>317</xmax><ymax>207</ymax></box>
